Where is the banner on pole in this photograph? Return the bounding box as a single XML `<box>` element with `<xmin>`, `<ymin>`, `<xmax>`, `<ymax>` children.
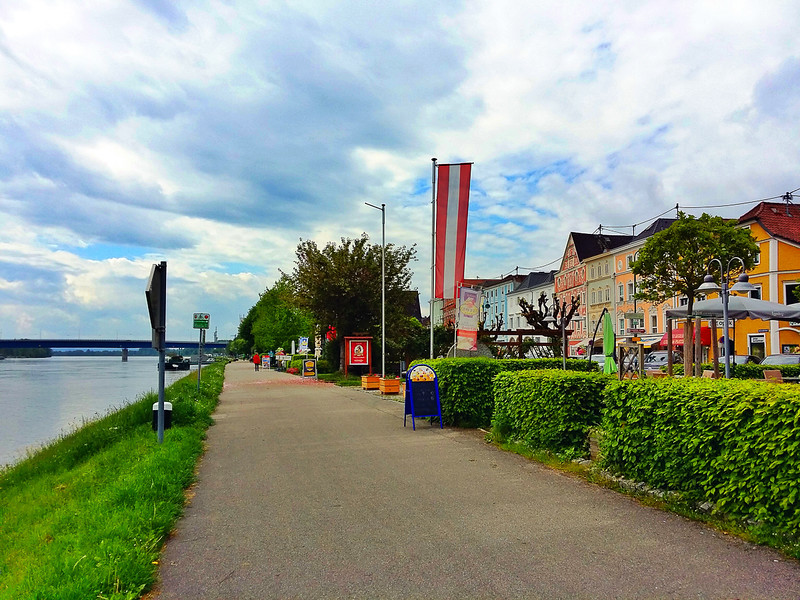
<box><xmin>435</xmin><ymin>162</ymin><xmax>471</xmax><ymax>299</ymax></box>
<box><xmin>456</xmin><ymin>286</ymin><xmax>481</xmax><ymax>351</ymax></box>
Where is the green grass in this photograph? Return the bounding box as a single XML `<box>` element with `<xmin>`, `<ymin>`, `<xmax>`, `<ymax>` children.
<box><xmin>0</xmin><ymin>362</ymin><xmax>225</xmax><ymax>599</ymax></box>
<box><xmin>317</xmin><ymin>372</ymin><xmax>363</xmax><ymax>386</ymax></box>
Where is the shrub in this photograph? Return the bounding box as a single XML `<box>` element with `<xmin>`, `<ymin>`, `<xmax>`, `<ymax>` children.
<box><xmin>286</xmin><ymin>367</ymin><xmax>300</xmax><ymax>375</ymax></box>
<box><xmin>493</xmin><ymin>370</ymin><xmax>610</xmax><ymax>456</ymax></box>
<box><xmin>601</xmin><ymin>378</ymin><xmax>800</xmax><ymax>532</ymax></box>
<box><xmin>699</xmin><ymin>362</ymin><xmax>800</xmax><ymax>379</ymax></box>
<box><xmin>410</xmin><ymin>357</ymin><xmax>598</xmax><ymax>428</ymax></box>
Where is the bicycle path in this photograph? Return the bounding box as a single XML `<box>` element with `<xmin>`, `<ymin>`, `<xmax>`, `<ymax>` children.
<box><xmin>151</xmin><ymin>361</ymin><xmax>800</xmax><ymax>599</ymax></box>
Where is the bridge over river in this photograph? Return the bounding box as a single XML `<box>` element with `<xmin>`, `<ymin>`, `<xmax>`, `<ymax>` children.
<box><xmin>0</xmin><ymin>339</ymin><xmax>228</xmax><ymax>350</ymax></box>
<box><xmin>0</xmin><ymin>338</ymin><xmax>229</xmax><ymax>361</ymax></box>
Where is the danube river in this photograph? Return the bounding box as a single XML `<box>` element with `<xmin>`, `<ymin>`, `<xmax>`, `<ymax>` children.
<box><xmin>0</xmin><ymin>356</ymin><xmax>197</xmax><ymax>467</ymax></box>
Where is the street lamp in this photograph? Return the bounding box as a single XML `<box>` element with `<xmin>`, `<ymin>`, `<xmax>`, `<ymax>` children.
<box><xmin>696</xmin><ymin>257</ymin><xmax>755</xmax><ymax>379</ymax></box>
<box><xmin>543</xmin><ymin>311</ymin><xmax>566</xmax><ymax>370</ymax></box>
<box><xmin>365</xmin><ymin>202</ymin><xmax>386</xmax><ymax>377</ymax></box>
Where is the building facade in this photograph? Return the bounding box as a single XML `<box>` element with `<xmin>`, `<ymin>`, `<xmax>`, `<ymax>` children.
<box><xmin>735</xmin><ymin>202</ymin><xmax>800</xmax><ymax>357</ymax></box>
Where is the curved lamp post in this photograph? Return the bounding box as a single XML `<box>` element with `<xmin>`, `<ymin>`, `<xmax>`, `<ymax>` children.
<box><xmin>696</xmin><ymin>257</ymin><xmax>755</xmax><ymax>379</ymax></box>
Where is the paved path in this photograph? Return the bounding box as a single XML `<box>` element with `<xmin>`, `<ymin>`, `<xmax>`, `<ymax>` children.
<box><xmin>152</xmin><ymin>362</ymin><xmax>800</xmax><ymax>599</ymax></box>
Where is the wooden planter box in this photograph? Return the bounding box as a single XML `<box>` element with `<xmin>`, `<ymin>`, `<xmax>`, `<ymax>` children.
<box><xmin>361</xmin><ymin>375</ymin><xmax>380</xmax><ymax>390</ymax></box>
<box><xmin>379</xmin><ymin>377</ymin><xmax>401</xmax><ymax>395</ymax></box>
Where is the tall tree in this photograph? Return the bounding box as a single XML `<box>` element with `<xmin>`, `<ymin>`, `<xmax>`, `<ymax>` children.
<box><xmin>632</xmin><ymin>212</ymin><xmax>759</xmax><ymax>373</ymax></box>
<box><xmin>290</xmin><ymin>233</ymin><xmax>416</xmax><ymax>369</ymax></box>
<box><xmin>236</xmin><ymin>275</ymin><xmax>314</xmax><ymax>353</ymax></box>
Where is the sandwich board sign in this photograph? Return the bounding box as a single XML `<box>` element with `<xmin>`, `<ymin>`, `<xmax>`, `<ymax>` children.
<box><xmin>404</xmin><ymin>364</ymin><xmax>442</xmax><ymax>430</ymax></box>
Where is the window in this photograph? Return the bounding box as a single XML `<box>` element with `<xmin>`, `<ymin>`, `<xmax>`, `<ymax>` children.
<box><xmin>784</xmin><ymin>282</ymin><xmax>800</xmax><ymax>305</ymax></box>
<box><xmin>749</xmin><ymin>286</ymin><xmax>761</xmax><ymax>300</ymax></box>
<box><xmin>591</xmin><ymin>291</ymin><xmax>596</xmax><ymax>305</ymax></box>
<box><xmin>605</xmin><ymin>288</ymin><xmax>610</xmax><ymax>302</ymax></box>
<box><xmin>591</xmin><ymin>266</ymin><xmax>595</xmax><ymax>279</ymax></box>
<box><xmin>618</xmin><ymin>284</ymin><xmax>624</xmax><ymax>302</ymax></box>
<box><xmin>626</xmin><ymin>255</ymin><xmax>633</xmax><ymax>269</ymax></box>
<box><xmin>605</xmin><ymin>262</ymin><xmax>609</xmax><ymax>275</ymax></box>
<box><xmin>619</xmin><ymin>318</ymin><xmax>625</xmax><ymax>334</ymax></box>
<box><xmin>753</xmin><ymin>247</ymin><xmax>760</xmax><ymax>265</ymax></box>
<box><xmin>651</xmin><ymin>315</ymin><xmax>658</xmax><ymax>333</ymax></box>
<box><xmin>627</xmin><ymin>281</ymin><xmax>634</xmax><ymax>300</ymax></box>
<box><xmin>679</xmin><ymin>296</ymin><xmax>688</xmax><ymax>306</ymax></box>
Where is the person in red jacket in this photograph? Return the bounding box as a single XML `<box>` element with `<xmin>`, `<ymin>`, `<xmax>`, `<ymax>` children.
<box><xmin>253</xmin><ymin>352</ymin><xmax>260</xmax><ymax>371</ymax></box>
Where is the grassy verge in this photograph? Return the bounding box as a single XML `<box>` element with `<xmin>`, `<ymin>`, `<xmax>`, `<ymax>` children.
<box><xmin>0</xmin><ymin>362</ymin><xmax>226</xmax><ymax>599</ymax></box>
<box><xmin>317</xmin><ymin>372</ymin><xmax>363</xmax><ymax>386</ymax></box>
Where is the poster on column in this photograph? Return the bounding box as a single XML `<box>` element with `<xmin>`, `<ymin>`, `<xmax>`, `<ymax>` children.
<box><xmin>456</xmin><ymin>286</ymin><xmax>482</xmax><ymax>351</ymax></box>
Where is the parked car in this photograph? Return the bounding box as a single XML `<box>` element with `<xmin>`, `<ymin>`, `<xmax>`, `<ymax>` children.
<box><xmin>722</xmin><ymin>354</ymin><xmax>761</xmax><ymax>365</ymax></box>
<box><xmin>589</xmin><ymin>354</ymin><xmax>605</xmax><ymax>369</ymax></box>
<box><xmin>643</xmin><ymin>350</ymin><xmax>683</xmax><ymax>366</ymax></box>
<box><xmin>760</xmin><ymin>354</ymin><xmax>800</xmax><ymax>365</ymax></box>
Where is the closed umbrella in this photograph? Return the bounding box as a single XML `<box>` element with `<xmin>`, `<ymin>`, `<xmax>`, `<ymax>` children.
<box><xmin>603</xmin><ymin>312</ymin><xmax>617</xmax><ymax>374</ymax></box>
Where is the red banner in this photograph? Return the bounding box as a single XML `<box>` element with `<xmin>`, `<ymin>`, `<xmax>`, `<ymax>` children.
<box><xmin>435</xmin><ymin>163</ymin><xmax>471</xmax><ymax>299</ymax></box>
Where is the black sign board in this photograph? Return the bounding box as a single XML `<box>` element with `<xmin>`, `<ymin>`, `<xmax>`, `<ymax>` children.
<box><xmin>404</xmin><ymin>364</ymin><xmax>442</xmax><ymax>430</ymax></box>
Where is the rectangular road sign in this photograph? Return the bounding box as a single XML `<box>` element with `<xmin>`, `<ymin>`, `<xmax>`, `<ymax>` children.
<box><xmin>625</xmin><ymin>312</ymin><xmax>644</xmax><ymax>320</ymax></box>
<box><xmin>193</xmin><ymin>312</ymin><xmax>210</xmax><ymax>329</ymax></box>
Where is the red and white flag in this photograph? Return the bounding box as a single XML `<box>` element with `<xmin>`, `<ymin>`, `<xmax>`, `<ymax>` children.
<box><xmin>435</xmin><ymin>162</ymin><xmax>471</xmax><ymax>299</ymax></box>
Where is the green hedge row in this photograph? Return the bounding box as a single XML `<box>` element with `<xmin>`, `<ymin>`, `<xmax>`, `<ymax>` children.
<box><xmin>493</xmin><ymin>370</ymin><xmax>608</xmax><ymax>456</ymax></box>
<box><xmin>601</xmin><ymin>378</ymin><xmax>800</xmax><ymax>530</ymax></box>
<box><xmin>410</xmin><ymin>357</ymin><xmax>598</xmax><ymax>428</ymax></box>
<box><xmin>698</xmin><ymin>363</ymin><xmax>800</xmax><ymax>379</ymax></box>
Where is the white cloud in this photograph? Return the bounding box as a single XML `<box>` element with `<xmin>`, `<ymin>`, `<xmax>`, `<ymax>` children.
<box><xmin>1</xmin><ymin>0</ymin><xmax>799</xmax><ymax>341</ymax></box>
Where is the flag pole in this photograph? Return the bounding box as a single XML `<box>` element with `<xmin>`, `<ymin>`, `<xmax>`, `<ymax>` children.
<box><xmin>430</xmin><ymin>157</ymin><xmax>437</xmax><ymax>359</ymax></box>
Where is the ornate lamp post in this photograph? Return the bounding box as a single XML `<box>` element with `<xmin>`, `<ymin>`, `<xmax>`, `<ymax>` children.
<box><xmin>696</xmin><ymin>257</ymin><xmax>755</xmax><ymax>379</ymax></box>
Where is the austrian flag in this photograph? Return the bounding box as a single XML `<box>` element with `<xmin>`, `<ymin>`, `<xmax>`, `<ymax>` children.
<box><xmin>435</xmin><ymin>162</ymin><xmax>472</xmax><ymax>299</ymax></box>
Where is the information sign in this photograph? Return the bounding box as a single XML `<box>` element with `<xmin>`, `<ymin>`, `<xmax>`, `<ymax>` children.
<box><xmin>625</xmin><ymin>312</ymin><xmax>644</xmax><ymax>320</ymax></box>
<box><xmin>193</xmin><ymin>313</ymin><xmax>210</xmax><ymax>329</ymax></box>
<box><xmin>404</xmin><ymin>364</ymin><xmax>442</xmax><ymax>430</ymax></box>
<box><xmin>299</xmin><ymin>336</ymin><xmax>309</xmax><ymax>353</ymax></box>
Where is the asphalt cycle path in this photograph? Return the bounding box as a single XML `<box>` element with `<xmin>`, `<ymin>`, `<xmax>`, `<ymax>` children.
<box><xmin>152</xmin><ymin>361</ymin><xmax>800</xmax><ymax>599</ymax></box>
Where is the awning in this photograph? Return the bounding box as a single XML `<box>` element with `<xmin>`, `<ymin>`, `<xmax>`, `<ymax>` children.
<box><xmin>660</xmin><ymin>326</ymin><xmax>712</xmax><ymax>347</ymax></box>
<box><xmin>637</xmin><ymin>334</ymin><xmax>664</xmax><ymax>348</ymax></box>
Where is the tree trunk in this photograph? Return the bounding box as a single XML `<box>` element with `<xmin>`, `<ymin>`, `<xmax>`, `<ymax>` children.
<box><xmin>683</xmin><ymin>318</ymin><xmax>693</xmax><ymax>377</ymax></box>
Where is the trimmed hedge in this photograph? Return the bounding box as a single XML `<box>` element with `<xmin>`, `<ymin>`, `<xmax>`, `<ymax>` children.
<box><xmin>493</xmin><ymin>370</ymin><xmax>609</xmax><ymax>456</ymax></box>
<box><xmin>699</xmin><ymin>363</ymin><xmax>800</xmax><ymax>379</ymax></box>
<box><xmin>411</xmin><ymin>357</ymin><xmax>598</xmax><ymax>427</ymax></box>
<box><xmin>601</xmin><ymin>378</ymin><xmax>800</xmax><ymax>531</ymax></box>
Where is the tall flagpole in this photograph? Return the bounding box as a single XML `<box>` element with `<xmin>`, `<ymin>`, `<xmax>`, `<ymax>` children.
<box><xmin>430</xmin><ymin>158</ymin><xmax>437</xmax><ymax>359</ymax></box>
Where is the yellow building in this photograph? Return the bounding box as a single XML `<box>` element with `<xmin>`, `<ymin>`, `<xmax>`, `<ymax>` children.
<box><xmin>734</xmin><ymin>202</ymin><xmax>800</xmax><ymax>358</ymax></box>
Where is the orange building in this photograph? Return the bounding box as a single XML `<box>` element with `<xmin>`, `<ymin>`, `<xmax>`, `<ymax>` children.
<box><xmin>734</xmin><ymin>202</ymin><xmax>800</xmax><ymax>358</ymax></box>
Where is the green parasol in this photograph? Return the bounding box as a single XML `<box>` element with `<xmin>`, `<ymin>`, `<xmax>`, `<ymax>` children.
<box><xmin>603</xmin><ymin>312</ymin><xmax>618</xmax><ymax>374</ymax></box>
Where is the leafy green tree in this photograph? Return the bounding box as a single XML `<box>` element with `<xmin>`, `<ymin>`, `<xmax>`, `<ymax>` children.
<box><xmin>236</xmin><ymin>275</ymin><xmax>314</xmax><ymax>353</ymax></box>
<box><xmin>632</xmin><ymin>212</ymin><xmax>759</xmax><ymax>373</ymax></box>
<box><xmin>290</xmin><ymin>233</ymin><xmax>416</xmax><ymax>369</ymax></box>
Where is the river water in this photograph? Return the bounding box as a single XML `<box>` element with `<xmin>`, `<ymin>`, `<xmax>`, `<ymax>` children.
<box><xmin>0</xmin><ymin>356</ymin><xmax>198</xmax><ymax>467</ymax></box>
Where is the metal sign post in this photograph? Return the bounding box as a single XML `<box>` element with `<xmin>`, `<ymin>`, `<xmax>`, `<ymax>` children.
<box><xmin>193</xmin><ymin>313</ymin><xmax>210</xmax><ymax>396</ymax></box>
<box><xmin>146</xmin><ymin>261</ymin><xmax>167</xmax><ymax>443</ymax></box>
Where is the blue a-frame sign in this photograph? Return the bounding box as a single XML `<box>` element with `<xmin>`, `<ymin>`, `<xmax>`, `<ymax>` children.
<box><xmin>404</xmin><ymin>364</ymin><xmax>443</xmax><ymax>430</ymax></box>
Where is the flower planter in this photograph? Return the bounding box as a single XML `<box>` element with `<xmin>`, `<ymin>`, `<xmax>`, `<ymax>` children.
<box><xmin>361</xmin><ymin>375</ymin><xmax>380</xmax><ymax>390</ymax></box>
<box><xmin>379</xmin><ymin>377</ymin><xmax>400</xmax><ymax>395</ymax></box>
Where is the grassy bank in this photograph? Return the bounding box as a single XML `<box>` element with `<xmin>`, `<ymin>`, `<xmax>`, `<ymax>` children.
<box><xmin>0</xmin><ymin>362</ymin><xmax>226</xmax><ymax>599</ymax></box>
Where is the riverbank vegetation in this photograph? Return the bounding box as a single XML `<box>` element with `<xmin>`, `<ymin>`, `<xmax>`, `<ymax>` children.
<box><xmin>0</xmin><ymin>362</ymin><xmax>225</xmax><ymax>599</ymax></box>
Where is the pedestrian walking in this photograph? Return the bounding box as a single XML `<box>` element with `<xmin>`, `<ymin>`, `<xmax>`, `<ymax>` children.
<box><xmin>253</xmin><ymin>352</ymin><xmax>260</xmax><ymax>371</ymax></box>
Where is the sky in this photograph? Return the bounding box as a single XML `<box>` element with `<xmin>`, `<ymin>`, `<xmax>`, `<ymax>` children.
<box><xmin>1</xmin><ymin>0</ymin><xmax>799</xmax><ymax>343</ymax></box>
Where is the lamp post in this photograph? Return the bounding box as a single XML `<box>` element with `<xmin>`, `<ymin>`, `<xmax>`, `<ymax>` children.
<box><xmin>696</xmin><ymin>257</ymin><xmax>755</xmax><ymax>379</ymax></box>
<box><xmin>365</xmin><ymin>202</ymin><xmax>386</xmax><ymax>377</ymax></box>
<box><xmin>543</xmin><ymin>311</ymin><xmax>566</xmax><ymax>370</ymax></box>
